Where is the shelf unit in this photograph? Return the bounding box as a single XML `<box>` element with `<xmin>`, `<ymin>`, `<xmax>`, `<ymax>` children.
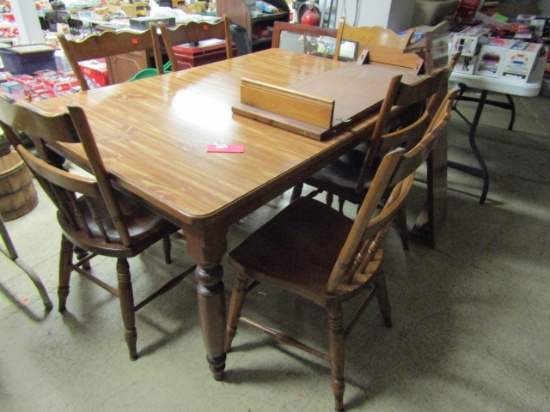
<box><xmin>217</xmin><ymin>0</ymin><xmax>289</xmax><ymax>51</ymax></box>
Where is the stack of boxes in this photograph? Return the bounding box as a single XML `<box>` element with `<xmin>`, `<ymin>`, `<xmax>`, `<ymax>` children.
<box><xmin>0</xmin><ymin>70</ymin><xmax>80</xmax><ymax>101</ymax></box>
<box><xmin>501</xmin><ymin>41</ymin><xmax>544</xmax><ymax>81</ymax></box>
<box><xmin>78</xmin><ymin>59</ymin><xmax>110</xmax><ymax>89</ymax></box>
<box><xmin>451</xmin><ymin>26</ymin><xmax>491</xmax><ymax>74</ymax></box>
<box><xmin>452</xmin><ymin>25</ymin><xmax>546</xmax><ymax>83</ymax></box>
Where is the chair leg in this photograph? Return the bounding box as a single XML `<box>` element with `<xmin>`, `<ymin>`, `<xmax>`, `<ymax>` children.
<box><xmin>327</xmin><ymin>304</ymin><xmax>345</xmax><ymax>412</ymax></box>
<box><xmin>75</xmin><ymin>246</ymin><xmax>91</xmax><ymax>270</ymax></box>
<box><xmin>225</xmin><ymin>271</ymin><xmax>248</xmax><ymax>352</ymax></box>
<box><xmin>395</xmin><ymin>204</ymin><xmax>409</xmax><ymax>251</ymax></box>
<box><xmin>375</xmin><ymin>269</ymin><xmax>392</xmax><ymax>328</ymax></box>
<box><xmin>58</xmin><ymin>235</ymin><xmax>73</xmax><ymax>311</ymax></box>
<box><xmin>290</xmin><ymin>183</ymin><xmax>303</xmax><ymax>203</ymax></box>
<box><xmin>162</xmin><ymin>236</ymin><xmax>172</xmax><ymax>264</ymax></box>
<box><xmin>116</xmin><ymin>258</ymin><xmax>138</xmax><ymax>360</ymax></box>
<box><xmin>326</xmin><ymin>192</ymin><xmax>334</xmax><ymax>208</ymax></box>
<box><xmin>338</xmin><ymin>197</ymin><xmax>345</xmax><ymax>213</ymax></box>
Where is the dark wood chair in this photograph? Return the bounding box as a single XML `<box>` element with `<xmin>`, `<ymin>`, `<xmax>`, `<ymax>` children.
<box><xmin>0</xmin><ymin>211</ymin><xmax>53</xmax><ymax>311</ymax></box>
<box><xmin>290</xmin><ymin>53</ymin><xmax>460</xmax><ymax>249</ymax></box>
<box><xmin>58</xmin><ymin>24</ymin><xmax>164</xmax><ymax>91</ymax></box>
<box><xmin>225</xmin><ymin>88</ymin><xmax>457</xmax><ymax>412</ymax></box>
<box><xmin>271</xmin><ymin>21</ymin><xmax>337</xmax><ymax>57</ymax></box>
<box><xmin>0</xmin><ymin>95</ymin><xmax>193</xmax><ymax>360</ymax></box>
<box><xmin>158</xmin><ymin>15</ymin><xmax>233</xmax><ymax>72</ymax></box>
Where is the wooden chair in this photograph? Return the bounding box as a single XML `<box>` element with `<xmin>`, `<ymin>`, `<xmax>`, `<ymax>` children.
<box><xmin>333</xmin><ymin>18</ymin><xmax>424</xmax><ymax>74</ymax></box>
<box><xmin>290</xmin><ymin>53</ymin><xmax>460</xmax><ymax>249</ymax></box>
<box><xmin>0</xmin><ymin>212</ymin><xmax>53</xmax><ymax>311</ymax></box>
<box><xmin>0</xmin><ymin>95</ymin><xmax>194</xmax><ymax>360</ymax></box>
<box><xmin>225</xmin><ymin>89</ymin><xmax>457</xmax><ymax>412</ymax></box>
<box><xmin>271</xmin><ymin>21</ymin><xmax>337</xmax><ymax>57</ymax></box>
<box><xmin>58</xmin><ymin>24</ymin><xmax>164</xmax><ymax>91</ymax></box>
<box><xmin>158</xmin><ymin>15</ymin><xmax>233</xmax><ymax>72</ymax></box>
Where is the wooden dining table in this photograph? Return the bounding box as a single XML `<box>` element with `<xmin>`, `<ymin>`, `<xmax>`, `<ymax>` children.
<box><xmin>32</xmin><ymin>48</ymin><xmax>444</xmax><ymax>378</ymax></box>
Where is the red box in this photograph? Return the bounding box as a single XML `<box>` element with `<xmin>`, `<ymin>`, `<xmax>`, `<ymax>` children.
<box><xmin>173</xmin><ymin>40</ymin><xmax>237</xmax><ymax>70</ymax></box>
<box><xmin>78</xmin><ymin>59</ymin><xmax>110</xmax><ymax>89</ymax></box>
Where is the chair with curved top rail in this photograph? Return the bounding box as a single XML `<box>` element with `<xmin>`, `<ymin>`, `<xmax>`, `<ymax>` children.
<box><xmin>158</xmin><ymin>15</ymin><xmax>233</xmax><ymax>72</ymax></box>
<box><xmin>333</xmin><ymin>18</ymin><xmax>424</xmax><ymax>74</ymax></box>
<box><xmin>0</xmin><ymin>94</ymin><xmax>194</xmax><ymax>360</ymax></box>
<box><xmin>58</xmin><ymin>23</ymin><xmax>164</xmax><ymax>91</ymax></box>
<box><xmin>271</xmin><ymin>21</ymin><xmax>338</xmax><ymax>57</ymax></box>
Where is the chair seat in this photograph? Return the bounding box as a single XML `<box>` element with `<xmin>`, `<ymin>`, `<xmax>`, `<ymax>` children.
<box><xmin>305</xmin><ymin>146</ymin><xmax>378</xmax><ymax>205</ymax></box>
<box><xmin>228</xmin><ymin>197</ymin><xmax>381</xmax><ymax>306</ymax></box>
<box><xmin>58</xmin><ymin>195</ymin><xmax>179</xmax><ymax>258</ymax></box>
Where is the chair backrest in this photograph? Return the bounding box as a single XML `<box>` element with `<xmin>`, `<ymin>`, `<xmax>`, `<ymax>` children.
<box><xmin>333</xmin><ymin>18</ymin><xmax>423</xmax><ymax>73</ymax></box>
<box><xmin>0</xmin><ymin>94</ymin><xmax>133</xmax><ymax>247</ymax></box>
<box><xmin>326</xmin><ymin>87</ymin><xmax>458</xmax><ymax>294</ymax></box>
<box><xmin>271</xmin><ymin>21</ymin><xmax>337</xmax><ymax>56</ymax></box>
<box><xmin>58</xmin><ymin>24</ymin><xmax>164</xmax><ymax>91</ymax></box>
<box><xmin>158</xmin><ymin>15</ymin><xmax>233</xmax><ymax>72</ymax></box>
<box><xmin>354</xmin><ymin>52</ymin><xmax>460</xmax><ymax>192</ymax></box>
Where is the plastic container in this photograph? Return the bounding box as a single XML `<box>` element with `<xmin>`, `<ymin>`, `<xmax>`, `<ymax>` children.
<box><xmin>0</xmin><ymin>44</ymin><xmax>56</xmax><ymax>75</ymax></box>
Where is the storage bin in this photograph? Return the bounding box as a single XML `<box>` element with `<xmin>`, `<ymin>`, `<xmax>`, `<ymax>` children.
<box><xmin>0</xmin><ymin>45</ymin><xmax>56</xmax><ymax>75</ymax></box>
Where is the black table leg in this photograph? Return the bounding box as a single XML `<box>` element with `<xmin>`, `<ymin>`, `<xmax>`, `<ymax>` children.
<box><xmin>505</xmin><ymin>94</ymin><xmax>515</xmax><ymax>130</ymax></box>
<box><xmin>449</xmin><ymin>88</ymin><xmax>490</xmax><ymax>205</ymax></box>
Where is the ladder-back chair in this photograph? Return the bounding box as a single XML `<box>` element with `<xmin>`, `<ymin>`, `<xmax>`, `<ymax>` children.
<box><xmin>0</xmin><ymin>95</ymin><xmax>193</xmax><ymax>360</ymax></box>
<box><xmin>291</xmin><ymin>53</ymin><xmax>459</xmax><ymax>249</ymax></box>
<box><xmin>58</xmin><ymin>24</ymin><xmax>164</xmax><ymax>91</ymax></box>
<box><xmin>225</xmin><ymin>88</ymin><xmax>458</xmax><ymax>412</ymax></box>
<box><xmin>158</xmin><ymin>14</ymin><xmax>233</xmax><ymax>72</ymax></box>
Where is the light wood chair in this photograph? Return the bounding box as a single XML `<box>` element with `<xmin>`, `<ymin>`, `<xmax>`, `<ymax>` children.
<box><xmin>290</xmin><ymin>54</ymin><xmax>460</xmax><ymax>249</ymax></box>
<box><xmin>271</xmin><ymin>21</ymin><xmax>337</xmax><ymax>56</ymax></box>
<box><xmin>333</xmin><ymin>18</ymin><xmax>424</xmax><ymax>73</ymax></box>
<box><xmin>58</xmin><ymin>24</ymin><xmax>164</xmax><ymax>91</ymax></box>
<box><xmin>158</xmin><ymin>15</ymin><xmax>233</xmax><ymax>72</ymax></box>
<box><xmin>0</xmin><ymin>95</ymin><xmax>194</xmax><ymax>360</ymax></box>
<box><xmin>225</xmin><ymin>88</ymin><xmax>457</xmax><ymax>412</ymax></box>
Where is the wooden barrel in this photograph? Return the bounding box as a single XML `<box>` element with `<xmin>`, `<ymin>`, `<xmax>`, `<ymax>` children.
<box><xmin>0</xmin><ymin>150</ymin><xmax>38</xmax><ymax>221</ymax></box>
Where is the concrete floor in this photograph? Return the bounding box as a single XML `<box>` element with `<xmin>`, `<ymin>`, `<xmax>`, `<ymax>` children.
<box><xmin>1</xmin><ymin>91</ymin><xmax>549</xmax><ymax>412</ymax></box>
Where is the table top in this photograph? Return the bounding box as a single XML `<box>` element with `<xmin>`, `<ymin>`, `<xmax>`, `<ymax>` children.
<box><xmin>32</xmin><ymin>49</ymin><xmax>407</xmax><ymax>227</ymax></box>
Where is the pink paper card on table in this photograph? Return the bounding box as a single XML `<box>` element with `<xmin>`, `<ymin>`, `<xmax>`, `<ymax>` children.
<box><xmin>206</xmin><ymin>144</ymin><xmax>245</xmax><ymax>153</ymax></box>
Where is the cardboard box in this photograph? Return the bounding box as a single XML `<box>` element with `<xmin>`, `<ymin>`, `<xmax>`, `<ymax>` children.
<box><xmin>454</xmin><ymin>55</ymin><xmax>478</xmax><ymax>74</ymax></box>
<box><xmin>78</xmin><ymin>59</ymin><xmax>110</xmax><ymax>89</ymax></box>
<box><xmin>451</xmin><ymin>26</ymin><xmax>491</xmax><ymax>57</ymax></box>
<box><xmin>129</xmin><ymin>17</ymin><xmax>175</xmax><ymax>30</ymax></box>
<box><xmin>108</xmin><ymin>3</ymin><xmax>138</xmax><ymax>17</ymax></box>
<box><xmin>0</xmin><ymin>81</ymin><xmax>23</xmax><ymax>94</ymax></box>
<box><xmin>474</xmin><ymin>38</ymin><xmax>517</xmax><ymax>78</ymax></box>
<box><xmin>501</xmin><ymin>42</ymin><xmax>544</xmax><ymax>83</ymax></box>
